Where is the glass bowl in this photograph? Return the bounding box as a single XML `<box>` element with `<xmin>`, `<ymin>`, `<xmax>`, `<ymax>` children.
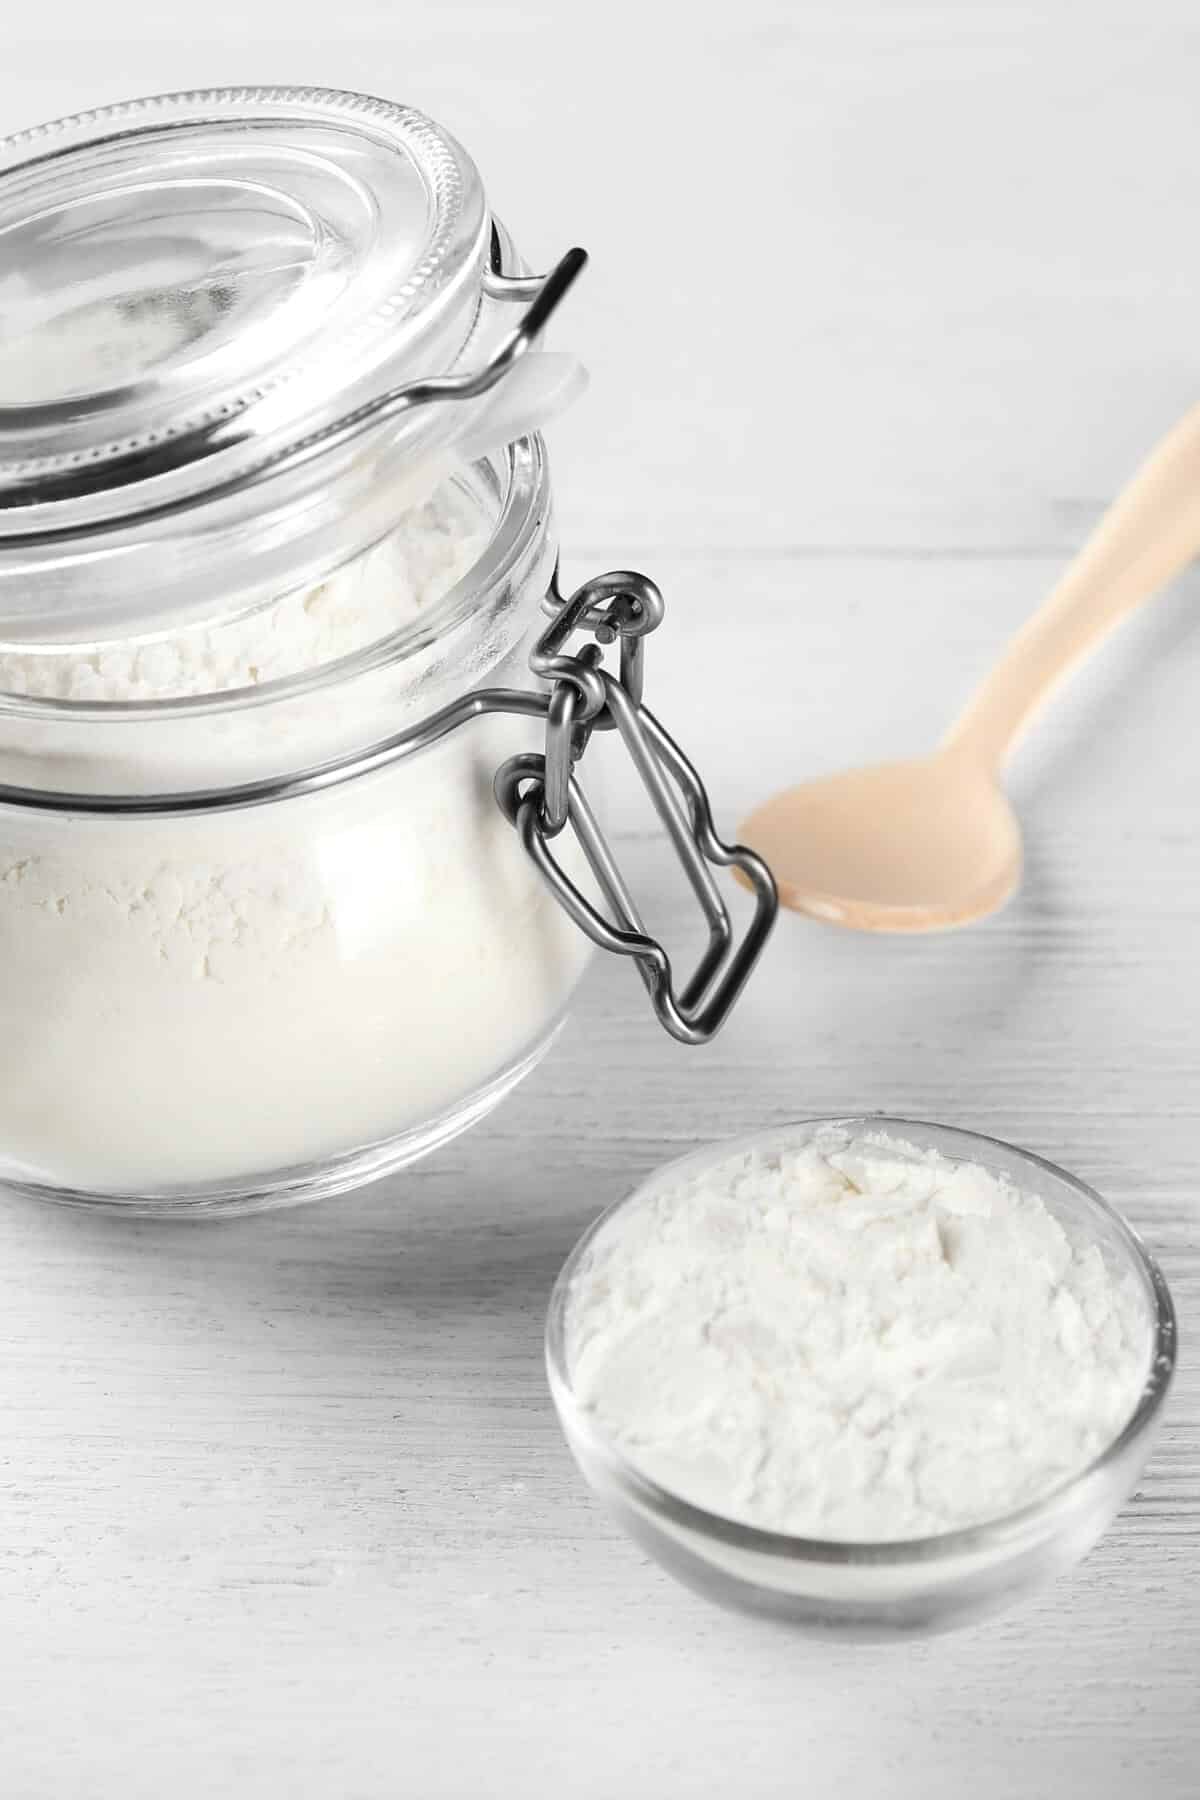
<box><xmin>545</xmin><ymin>1117</ymin><xmax>1177</xmax><ymax>1639</ymax></box>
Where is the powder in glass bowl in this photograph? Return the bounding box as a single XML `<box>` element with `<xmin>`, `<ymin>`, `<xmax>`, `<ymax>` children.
<box><xmin>564</xmin><ymin>1126</ymin><xmax>1150</xmax><ymax>1541</ymax></box>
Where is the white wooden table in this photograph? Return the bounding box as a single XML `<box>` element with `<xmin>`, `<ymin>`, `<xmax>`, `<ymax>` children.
<box><xmin>2</xmin><ymin>6</ymin><xmax>1199</xmax><ymax>1794</ymax></box>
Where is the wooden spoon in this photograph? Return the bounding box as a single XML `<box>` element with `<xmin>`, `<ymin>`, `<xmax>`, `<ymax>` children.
<box><xmin>739</xmin><ymin>402</ymin><xmax>1200</xmax><ymax>931</ymax></box>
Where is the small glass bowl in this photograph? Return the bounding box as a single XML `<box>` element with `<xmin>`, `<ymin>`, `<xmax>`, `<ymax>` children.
<box><xmin>546</xmin><ymin>1117</ymin><xmax>1177</xmax><ymax>1639</ymax></box>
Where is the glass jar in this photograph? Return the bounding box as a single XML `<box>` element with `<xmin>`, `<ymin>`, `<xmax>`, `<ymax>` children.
<box><xmin>0</xmin><ymin>88</ymin><xmax>776</xmax><ymax>1216</ymax></box>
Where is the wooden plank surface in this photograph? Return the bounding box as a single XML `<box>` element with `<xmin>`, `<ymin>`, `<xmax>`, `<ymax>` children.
<box><xmin>2</xmin><ymin>5</ymin><xmax>1199</xmax><ymax>1795</ymax></box>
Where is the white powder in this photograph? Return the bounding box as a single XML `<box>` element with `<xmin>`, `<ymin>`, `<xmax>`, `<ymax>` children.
<box><xmin>0</xmin><ymin>484</ymin><xmax>593</xmax><ymax>1200</ymax></box>
<box><xmin>0</xmin><ymin>492</ymin><xmax>486</xmax><ymax>700</ymax></box>
<box><xmin>565</xmin><ymin>1127</ymin><xmax>1150</xmax><ymax>1541</ymax></box>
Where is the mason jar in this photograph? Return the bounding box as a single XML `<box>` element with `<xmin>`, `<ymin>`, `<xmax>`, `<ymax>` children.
<box><xmin>0</xmin><ymin>88</ymin><xmax>776</xmax><ymax>1217</ymax></box>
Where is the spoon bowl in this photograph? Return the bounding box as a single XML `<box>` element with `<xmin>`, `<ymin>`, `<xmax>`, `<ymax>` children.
<box><xmin>741</xmin><ymin>399</ymin><xmax>1200</xmax><ymax>931</ymax></box>
<box><xmin>739</xmin><ymin>752</ymin><xmax>1021</xmax><ymax>930</ymax></box>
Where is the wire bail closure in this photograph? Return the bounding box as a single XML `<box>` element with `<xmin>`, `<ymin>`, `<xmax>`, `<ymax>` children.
<box><xmin>0</xmin><ymin>241</ymin><xmax>592</xmax><ymax>528</ymax></box>
<box><xmin>0</xmin><ymin>240</ymin><xmax>778</xmax><ymax>1046</ymax></box>
<box><xmin>495</xmin><ymin>571</ymin><xmax>778</xmax><ymax>1046</ymax></box>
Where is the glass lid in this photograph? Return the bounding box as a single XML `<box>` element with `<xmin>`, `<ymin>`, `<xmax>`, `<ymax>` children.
<box><xmin>0</xmin><ymin>88</ymin><xmax>490</xmax><ymax>513</ymax></box>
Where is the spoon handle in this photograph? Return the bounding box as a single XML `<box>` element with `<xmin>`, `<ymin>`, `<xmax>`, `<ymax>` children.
<box><xmin>943</xmin><ymin>400</ymin><xmax>1200</xmax><ymax>770</ymax></box>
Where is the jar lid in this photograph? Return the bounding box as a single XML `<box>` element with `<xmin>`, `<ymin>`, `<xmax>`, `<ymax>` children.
<box><xmin>0</xmin><ymin>88</ymin><xmax>489</xmax><ymax>512</ymax></box>
<box><xmin>0</xmin><ymin>88</ymin><xmax>585</xmax><ymax>646</ymax></box>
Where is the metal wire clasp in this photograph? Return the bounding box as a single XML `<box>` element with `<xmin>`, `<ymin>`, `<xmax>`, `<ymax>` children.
<box><xmin>494</xmin><ymin>572</ymin><xmax>778</xmax><ymax>1045</ymax></box>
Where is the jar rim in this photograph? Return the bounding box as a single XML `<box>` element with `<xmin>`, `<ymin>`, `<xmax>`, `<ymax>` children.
<box><xmin>0</xmin><ymin>434</ymin><xmax>551</xmax><ymax>728</ymax></box>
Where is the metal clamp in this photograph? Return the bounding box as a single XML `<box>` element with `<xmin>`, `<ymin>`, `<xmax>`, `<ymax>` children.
<box><xmin>495</xmin><ymin>572</ymin><xmax>777</xmax><ymax>1046</ymax></box>
<box><xmin>0</xmin><ymin>211</ymin><xmax>777</xmax><ymax>1044</ymax></box>
<box><xmin>0</xmin><ymin>557</ymin><xmax>777</xmax><ymax>1043</ymax></box>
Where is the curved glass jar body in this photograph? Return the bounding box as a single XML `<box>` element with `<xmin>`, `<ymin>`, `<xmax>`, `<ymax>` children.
<box><xmin>0</xmin><ymin>442</ymin><xmax>595</xmax><ymax>1215</ymax></box>
<box><xmin>0</xmin><ymin>88</ymin><xmax>777</xmax><ymax>1217</ymax></box>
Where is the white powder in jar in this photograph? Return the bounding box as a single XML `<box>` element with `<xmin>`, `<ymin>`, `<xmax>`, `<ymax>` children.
<box><xmin>0</xmin><ymin>484</ymin><xmax>594</xmax><ymax>1199</ymax></box>
<box><xmin>565</xmin><ymin>1127</ymin><xmax>1151</xmax><ymax>1540</ymax></box>
<box><xmin>0</xmin><ymin>492</ymin><xmax>486</xmax><ymax>700</ymax></box>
